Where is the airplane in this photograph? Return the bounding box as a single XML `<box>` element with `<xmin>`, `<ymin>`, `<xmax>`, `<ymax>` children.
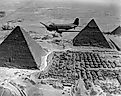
<box><xmin>40</xmin><ymin>18</ymin><xmax>79</xmax><ymax>36</ymax></box>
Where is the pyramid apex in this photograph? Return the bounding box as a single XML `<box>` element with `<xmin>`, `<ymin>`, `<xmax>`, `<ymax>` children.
<box><xmin>111</xmin><ymin>26</ymin><xmax>121</xmax><ymax>35</ymax></box>
<box><xmin>115</xmin><ymin>26</ymin><xmax>121</xmax><ymax>28</ymax></box>
<box><xmin>87</xmin><ymin>19</ymin><xmax>98</xmax><ymax>28</ymax></box>
<box><xmin>14</xmin><ymin>26</ymin><xmax>21</xmax><ymax>29</ymax></box>
<box><xmin>12</xmin><ymin>26</ymin><xmax>22</xmax><ymax>31</ymax></box>
<box><xmin>118</xmin><ymin>26</ymin><xmax>121</xmax><ymax>28</ymax></box>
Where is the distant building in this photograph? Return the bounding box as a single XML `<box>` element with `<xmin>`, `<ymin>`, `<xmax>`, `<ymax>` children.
<box><xmin>73</xmin><ymin>19</ymin><xmax>112</xmax><ymax>49</ymax></box>
<box><xmin>0</xmin><ymin>26</ymin><xmax>46</xmax><ymax>69</ymax></box>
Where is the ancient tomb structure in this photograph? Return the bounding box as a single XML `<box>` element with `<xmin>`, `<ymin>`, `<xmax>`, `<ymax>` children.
<box><xmin>0</xmin><ymin>26</ymin><xmax>46</xmax><ymax>69</ymax></box>
<box><xmin>111</xmin><ymin>26</ymin><xmax>121</xmax><ymax>36</ymax></box>
<box><xmin>73</xmin><ymin>19</ymin><xmax>111</xmax><ymax>49</ymax></box>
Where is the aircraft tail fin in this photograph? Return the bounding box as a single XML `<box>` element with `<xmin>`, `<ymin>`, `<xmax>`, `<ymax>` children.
<box><xmin>73</xmin><ymin>18</ymin><xmax>79</xmax><ymax>26</ymax></box>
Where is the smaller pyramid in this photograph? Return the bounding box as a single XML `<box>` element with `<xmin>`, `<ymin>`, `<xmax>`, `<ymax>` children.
<box><xmin>111</xmin><ymin>26</ymin><xmax>121</xmax><ymax>35</ymax></box>
<box><xmin>73</xmin><ymin>19</ymin><xmax>112</xmax><ymax>48</ymax></box>
<box><xmin>0</xmin><ymin>26</ymin><xmax>46</xmax><ymax>69</ymax></box>
<box><xmin>110</xmin><ymin>39</ymin><xmax>121</xmax><ymax>51</ymax></box>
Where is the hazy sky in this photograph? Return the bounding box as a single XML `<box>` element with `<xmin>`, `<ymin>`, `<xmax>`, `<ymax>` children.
<box><xmin>1</xmin><ymin>0</ymin><xmax>120</xmax><ymax>4</ymax></box>
<box><xmin>0</xmin><ymin>0</ymin><xmax>120</xmax><ymax>31</ymax></box>
<box><xmin>0</xmin><ymin>0</ymin><xmax>120</xmax><ymax>7</ymax></box>
<box><xmin>40</xmin><ymin>0</ymin><xmax>120</xmax><ymax>4</ymax></box>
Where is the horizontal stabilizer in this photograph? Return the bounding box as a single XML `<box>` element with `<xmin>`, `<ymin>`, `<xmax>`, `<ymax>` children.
<box><xmin>40</xmin><ymin>22</ymin><xmax>48</xmax><ymax>28</ymax></box>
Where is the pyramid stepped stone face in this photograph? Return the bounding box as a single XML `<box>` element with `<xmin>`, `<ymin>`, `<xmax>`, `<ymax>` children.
<box><xmin>73</xmin><ymin>19</ymin><xmax>112</xmax><ymax>48</ymax></box>
<box><xmin>0</xmin><ymin>26</ymin><xmax>46</xmax><ymax>69</ymax></box>
<box><xmin>111</xmin><ymin>26</ymin><xmax>121</xmax><ymax>35</ymax></box>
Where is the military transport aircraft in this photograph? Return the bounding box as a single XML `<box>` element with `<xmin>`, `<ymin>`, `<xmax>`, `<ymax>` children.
<box><xmin>40</xmin><ymin>18</ymin><xmax>79</xmax><ymax>36</ymax></box>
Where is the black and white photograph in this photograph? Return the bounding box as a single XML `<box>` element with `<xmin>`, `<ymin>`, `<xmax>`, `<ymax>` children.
<box><xmin>0</xmin><ymin>0</ymin><xmax>121</xmax><ymax>96</ymax></box>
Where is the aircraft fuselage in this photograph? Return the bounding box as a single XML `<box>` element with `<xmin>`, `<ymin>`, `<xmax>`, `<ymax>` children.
<box><xmin>40</xmin><ymin>18</ymin><xmax>79</xmax><ymax>34</ymax></box>
<box><xmin>48</xmin><ymin>23</ymin><xmax>77</xmax><ymax>31</ymax></box>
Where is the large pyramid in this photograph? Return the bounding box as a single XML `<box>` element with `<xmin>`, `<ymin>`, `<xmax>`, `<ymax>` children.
<box><xmin>0</xmin><ymin>26</ymin><xmax>46</xmax><ymax>69</ymax></box>
<box><xmin>73</xmin><ymin>19</ymin><xmax>111</xmax><ymax>48</ymax></box>
<box><xmin>111</xmin><ymin>26</ymin><xmax>121</xmax><ymax>35</ymax></box>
